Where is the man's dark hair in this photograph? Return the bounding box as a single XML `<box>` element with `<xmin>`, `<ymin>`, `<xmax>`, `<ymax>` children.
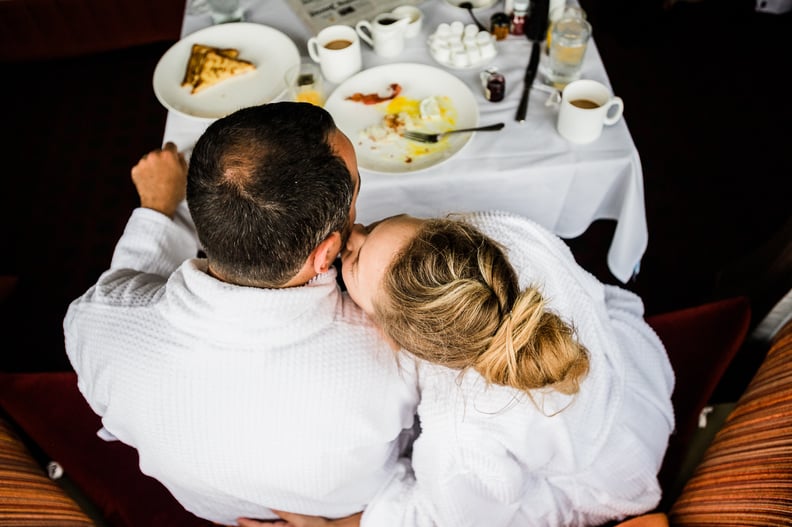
<box><xmin>187</xmin><ymin>102</ymin><xmax>354</xmax><ymax>287</ymax></box>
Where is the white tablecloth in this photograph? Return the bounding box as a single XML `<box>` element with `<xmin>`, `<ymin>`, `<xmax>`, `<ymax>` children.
<box><xmin>164</xmin><ymin>0</ymin><xmax>647</xmax><ymax>283</ymax></box>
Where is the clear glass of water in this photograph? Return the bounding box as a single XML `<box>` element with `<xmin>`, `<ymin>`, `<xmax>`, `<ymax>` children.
<box><xmin>546</xmin><ymin>15</ymin><xmax>592</xmax><ymax>90</ymax></box>
<box><xmin>188</xmin><ymin>0</ymin><xmax>244</xmax><ymax>24</ymax></box>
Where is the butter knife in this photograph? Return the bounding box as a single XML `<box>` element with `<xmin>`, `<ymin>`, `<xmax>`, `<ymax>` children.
<box><xmin>515</xmin><ymin>40</ymin><xmax>541</xmax><ymax>123</ymax></box>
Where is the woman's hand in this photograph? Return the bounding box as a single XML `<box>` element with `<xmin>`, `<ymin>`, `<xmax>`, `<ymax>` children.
<box><xmin>237</xmin><ymin>510</ymin><xmax>362</xmax><ymax>527</ymax></box>
<box><xmin>130</xmin><ymin>142</ymin><xmax>187</xmax><ymax>218</ymax></box>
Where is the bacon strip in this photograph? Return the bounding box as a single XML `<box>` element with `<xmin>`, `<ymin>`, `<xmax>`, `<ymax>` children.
<box><xmin>345</xmin><ymin>83</ymin><xmax>402</xmax><ymax>105</ymax></box>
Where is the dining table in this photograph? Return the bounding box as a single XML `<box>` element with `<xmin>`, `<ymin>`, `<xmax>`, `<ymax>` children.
<box><xmin>163</xmin><ymin>0</ymin><xmax>647</xmax><ymax>283</ymax></box>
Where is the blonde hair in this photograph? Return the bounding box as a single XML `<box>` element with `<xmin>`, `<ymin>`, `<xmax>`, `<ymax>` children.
<box><xmin>374</xmin><ymin>218</ymin><xmax>589</xmax><ymax>395</ymax></box>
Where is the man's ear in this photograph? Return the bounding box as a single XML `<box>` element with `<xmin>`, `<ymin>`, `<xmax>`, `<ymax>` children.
<box><xmin>311</xmin><ymin>232</ymin><xmax>342</xmax><ymax>275</ymax></box>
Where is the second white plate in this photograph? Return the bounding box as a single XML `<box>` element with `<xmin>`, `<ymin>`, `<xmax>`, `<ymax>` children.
<box><xmin>325</xmin><ymin>63</ymin><xmax>479</xmax><ymax>175</ymax></box>
<box><xmin>153</xmin><ymin>23</ymin><xmax>300</xmax><ymax>121</ymax></box>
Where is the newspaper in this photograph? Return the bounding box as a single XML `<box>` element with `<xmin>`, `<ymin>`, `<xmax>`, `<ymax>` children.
<box><xmin>285</xmin><ymin>0</ymin><xmax>422</xmax><ymax>34</ymax></box>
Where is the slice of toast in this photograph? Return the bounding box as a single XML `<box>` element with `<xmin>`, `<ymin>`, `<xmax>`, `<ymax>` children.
<box><xmin>190</xmin><ymin>49</ymin><xmax>256</xmax><ymax>94</ymax></box>
<box><xmin>182</xmin><ymin>44</ymin><xmax>241</xmax><ymax>88</ymax></box>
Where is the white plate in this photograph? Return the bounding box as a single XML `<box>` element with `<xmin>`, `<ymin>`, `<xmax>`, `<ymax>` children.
<box><xmin>153</xmin><ymin>23</ymin><xmax>299</xmax><ymax>121</ymax></box>
<box><xmin>325</xmin><ymin>63</ymin><xmax>479</xmax><ymax>175</ymax></box>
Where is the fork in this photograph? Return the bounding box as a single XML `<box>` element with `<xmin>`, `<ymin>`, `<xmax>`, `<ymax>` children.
<box><xmin>401</xmin><ymin>122</ymin><xmax>505</xmax><ymax>143</ymax></box>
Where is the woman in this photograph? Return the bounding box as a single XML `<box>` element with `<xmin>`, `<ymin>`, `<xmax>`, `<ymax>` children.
<box><xmin>241</xmin><ymin>211</ymin><xmax>674</xmax><ymax>527</ymax></box>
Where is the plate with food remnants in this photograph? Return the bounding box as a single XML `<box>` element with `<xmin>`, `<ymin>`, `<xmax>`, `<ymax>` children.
<box><xmin>153</xmin><ymin>23</ymin><xmax>299</xmax><ymax>120</ymax></box>
<box><xmin>324</xmin><ymin>63</ymin><xmax>479</xmax><ymax>174</ymax></box>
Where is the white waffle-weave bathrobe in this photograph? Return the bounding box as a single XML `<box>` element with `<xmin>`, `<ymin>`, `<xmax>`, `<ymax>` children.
<box><xmin>64</xmin><ymin>204</ymin><xmax>420</xmax><ymax>525</ymax></box>
<box><xmin>362</xmin><ymin>211</ymin><xmax>675</xmax><ymax>527</ymax></box>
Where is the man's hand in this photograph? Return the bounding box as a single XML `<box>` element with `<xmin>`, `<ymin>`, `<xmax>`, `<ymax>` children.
<box><xmin>131</xmin><ymin>142</ymin><xmax>187</xmax><ymax>218</ymax></box>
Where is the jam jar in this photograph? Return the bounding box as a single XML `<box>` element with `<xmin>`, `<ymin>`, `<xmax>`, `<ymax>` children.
<box><xmin>480</xmin><ymin>68</ymin><xmax>505</xmax><ymax>102</ymax></box>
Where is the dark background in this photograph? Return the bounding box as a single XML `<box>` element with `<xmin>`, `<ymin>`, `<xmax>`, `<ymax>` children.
<box><xmin>2</xmin><ymin>0</ymin><xmax>791</xmax><ymax>400</ymax></box>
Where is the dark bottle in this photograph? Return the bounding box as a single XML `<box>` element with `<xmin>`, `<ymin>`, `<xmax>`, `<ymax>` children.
<box><xmin>490</xmin><ymin>12</ymin><xmax>511</xmax><ymax>41</ymax></box>
<box><xmin>481</xmin><ymin>68</ymin><xmax>505</xmax><ymax>102</ymax></box>
<box><xmin>511</xmin><ymin>0</ymin><xmax>529</xmax><ymax>35</ymax></box>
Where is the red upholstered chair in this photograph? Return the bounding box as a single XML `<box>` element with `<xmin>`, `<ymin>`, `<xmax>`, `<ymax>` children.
<box><xmin>0</xmin><ymin>275</ymin><xmax>18</xmax><ymax>303</ymax></box>
<box><xmin>615</xmin><ymin>513</ymin><xmax>669</xmax><ymax>527</ymax></box>
<box><xmin>0</xmin><ymin>372</ymin><xmax>215</xmax><ymax>527</ymax></box>
<box><xmin>0</xmin><ymin>296</ymin><xmax>756</xmax><ymax>526</ymax></box>
<box><xmin>0</xmin><ymin>413</ymin><xmax>95</xmax><ymax>525</ymax></box>
<box><xmin>0</xmin><ymin>0</ymin><xmax>184</xmax><ymax>61</ymax></box>
<box><xmin>667</xmin><ymin>317</ymin><xmax>792</xmax><ymax>525</ymax></box>
<box><xmin>645</xmin><ymin>296</ymin><xmax>751</xmax><ymax>507</ymax></box>
<box><xmin>617</xmin><ymin>304</ymin><xmax>792</xmax><ymax>526</ymax></box>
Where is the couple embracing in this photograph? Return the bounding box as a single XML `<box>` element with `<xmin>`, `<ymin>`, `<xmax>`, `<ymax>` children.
<box><xmin>65</xmin><ymin>102</ymin><xmax>674</xmax><ymax>527</ymax></box>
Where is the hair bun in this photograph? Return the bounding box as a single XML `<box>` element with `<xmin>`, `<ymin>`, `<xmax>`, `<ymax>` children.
<box><xmin>475</xmin><ymin>290</ymin><xmax>589</xmax><ymax>395</ymax></box>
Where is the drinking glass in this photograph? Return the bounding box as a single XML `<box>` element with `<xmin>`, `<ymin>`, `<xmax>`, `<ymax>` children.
<box><xmin>546</xmin><ymin>12</ymin><xmax>591</xmax><ymax>90</ymax></box>
<box><xmin>187</xmin><ymin>0</ymin><xmax>244</xmax><ymax>24</ymax></box>
<box><xmin>285</xmin><ymin>63</ymin><xmax>325</xmax><ymax>106</ymax></box>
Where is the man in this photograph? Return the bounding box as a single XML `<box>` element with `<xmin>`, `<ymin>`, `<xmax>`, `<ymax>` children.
<box><xmin>64</xmin><ymin>103</ymin><xmax>419</xmax><ymax>525</ymax></box>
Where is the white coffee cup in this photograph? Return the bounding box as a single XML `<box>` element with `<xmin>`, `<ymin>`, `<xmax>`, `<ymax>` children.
<box><xmin>391</xmin><ymin>5</ymin><xmax>423</xmax><ymax>38</ymax></box>
<box><xmin>307</xmin><ymin>25</ymin><xmax>362</xmax><ymax>84</ymax></box>
<box><xmin>555</xmin><ymin>79</ymin><xmax>624</xmax><ymax>144</ymax></box>
<box><xmin>356</xmin><ymin>13</ymin><xmax>410</xmax><ymax>58</ymax></box>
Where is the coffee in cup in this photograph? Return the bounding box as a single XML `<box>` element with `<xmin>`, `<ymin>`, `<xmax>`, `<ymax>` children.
<box><xmin>324</xmin><ymin>39</ymin><xmax>353</xmax><ymax>50</ymax></box>
<box><xmin>554</xmin><ymin>79</ymin><xmax>624</xmax><ymax>144</ymax></box>
<box><xmin>307</xmin><ymin>25</ymin><xmax>362</xmax><ymax>84</ymax></box>
<box><xmin>569</xmin><ymin>98</ymin><xmax>600</xmax><ymax>109</ymax></box>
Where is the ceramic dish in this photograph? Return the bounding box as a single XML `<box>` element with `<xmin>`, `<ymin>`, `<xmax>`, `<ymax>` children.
<box><xmin>324</xmin><ymin>63</ymin><xmax>479</xmax><ymax>175</ymax></box>
<box><xmin>427</xmin><ymin>22</ymin><xmax>497</xmax><ymax>70</ymax></box>
<box><xmin>153</xmin><ymin>23</ymin><xmax>299</xmax><ymax>120</ymax></box>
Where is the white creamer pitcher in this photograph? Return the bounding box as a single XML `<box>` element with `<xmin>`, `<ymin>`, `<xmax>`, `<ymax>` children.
<box><xmin>356</xmin><ymin>13</ymin><xmax>411</xmax><ymax>58</ymax></box>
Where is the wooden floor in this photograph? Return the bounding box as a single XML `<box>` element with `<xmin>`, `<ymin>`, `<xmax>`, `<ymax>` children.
<box><xmin>1</xmin><ymin>0</ymin><xmax>790</xmax><ymax>381</ymax></box>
